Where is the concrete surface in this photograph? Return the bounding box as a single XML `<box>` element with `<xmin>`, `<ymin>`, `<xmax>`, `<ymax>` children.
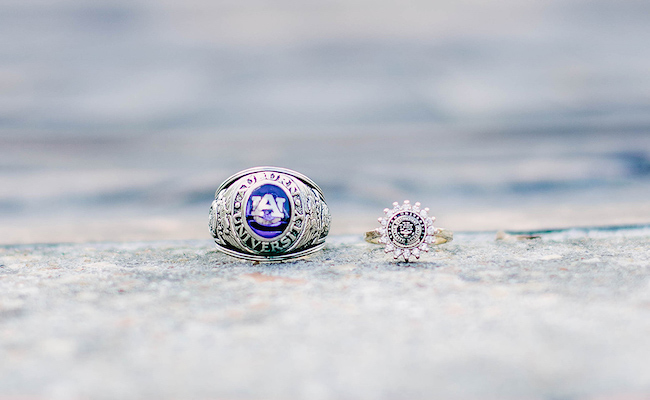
<box><xmin>1</xmin><ymin>228</ymin><xmax>649</xmax><ymax>400</ymax></box>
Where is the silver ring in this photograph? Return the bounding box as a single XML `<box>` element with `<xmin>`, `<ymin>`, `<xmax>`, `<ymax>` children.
<box><xmin>209</xmin><ymin>167</ymin><xmax>331</xmax><ymax>262</ymax></box>
<box><xmin>365</xmin><ymin>200</ymin><xmax>453</xmax><ymax>262</ymax></box>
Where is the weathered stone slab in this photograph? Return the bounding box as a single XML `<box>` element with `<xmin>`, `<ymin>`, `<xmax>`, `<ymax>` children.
<box><xmin>1</xmin><ymin>228</ymin><xmax>649</xmax><ymax>399</ymax></box>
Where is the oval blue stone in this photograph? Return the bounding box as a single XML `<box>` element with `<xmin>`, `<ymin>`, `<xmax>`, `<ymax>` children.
<box><xmin>245</xmin><ymin>184</ymin><xmax>291</xmax><ymax>239</ymax></box>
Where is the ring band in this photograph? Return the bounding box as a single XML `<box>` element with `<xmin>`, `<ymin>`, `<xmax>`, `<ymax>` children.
<box><xmin>365</xmin><ymin>227</ymin><xmax>453</xmax><ymax>245</ymax></box>
<box><xmin>209</xmin><ymin>167</ymin><xmax>331</xmax><ymax>261</ymax></box>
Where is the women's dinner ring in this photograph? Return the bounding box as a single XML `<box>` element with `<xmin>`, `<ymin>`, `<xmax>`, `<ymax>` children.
<box><xmin>209</xmin><ymin>167</ymin><xmax>331</xmax><ymax>262</ymax></box>
<box><xmin>365</xmin><ymin>200</ymin><xmax>453</xmax><ymax>262</ymax></box>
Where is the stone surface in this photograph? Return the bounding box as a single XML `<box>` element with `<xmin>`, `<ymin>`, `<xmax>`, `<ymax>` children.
<box><xmin>1</xmin><ymin>228</ymin><xmax>649</xmax><ymax>399</ymax></box>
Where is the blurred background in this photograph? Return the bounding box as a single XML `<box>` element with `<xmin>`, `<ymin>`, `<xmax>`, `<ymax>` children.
<box><xmin>1</xmin><ymin>0</ymin><xmax>649</xmax><ymax>244</ymax></box>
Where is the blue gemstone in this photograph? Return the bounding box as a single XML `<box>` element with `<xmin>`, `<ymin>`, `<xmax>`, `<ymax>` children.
<box><xmin>245</xmin><ymin>184</ymin><xmax>291</xmax><ymax>239</ymax></box>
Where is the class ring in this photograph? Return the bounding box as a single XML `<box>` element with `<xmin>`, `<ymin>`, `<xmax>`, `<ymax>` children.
<box><xmin>209</xmin><ymin>167</ymin><xmax>331</xmax><ymax>262</ymax></box>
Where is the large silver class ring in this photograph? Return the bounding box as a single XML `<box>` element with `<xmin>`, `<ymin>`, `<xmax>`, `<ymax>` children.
<box><xmin>209</xmin><ymin>167</ymin><xmax>331</xmax><ymax>262</ymax></box>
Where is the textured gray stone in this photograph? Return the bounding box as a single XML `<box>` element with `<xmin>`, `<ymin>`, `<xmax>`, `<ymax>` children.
<box><xmin>1</xmin><ymin>228</ymin><xmax>649</xmax><ymax>400</ymax></box>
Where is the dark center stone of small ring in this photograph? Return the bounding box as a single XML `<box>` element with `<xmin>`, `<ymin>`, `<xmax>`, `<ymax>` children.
<box><xmin>388</xmin><ymin>212</ymin><xmax>426</xmax><ymax>248</ymax></box>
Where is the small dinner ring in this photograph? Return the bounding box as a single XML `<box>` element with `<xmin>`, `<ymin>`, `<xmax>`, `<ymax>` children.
<box><xmin>365</xmin><ymin>200</ymin><xmax>452</xmax><ymax>262</ymax></box>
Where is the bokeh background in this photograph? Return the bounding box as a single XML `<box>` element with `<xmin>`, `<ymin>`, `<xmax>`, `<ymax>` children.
<box><xmin>1</xmin><ymin>0</ymin><xmax>650</xmax><ymax>244</ymax></box>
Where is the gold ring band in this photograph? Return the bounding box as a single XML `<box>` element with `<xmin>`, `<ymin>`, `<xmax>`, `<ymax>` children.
<box><xmin>365</xmin><ymin>228</ymin><xmax>453</xmax><ymax>245</ymax></box>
